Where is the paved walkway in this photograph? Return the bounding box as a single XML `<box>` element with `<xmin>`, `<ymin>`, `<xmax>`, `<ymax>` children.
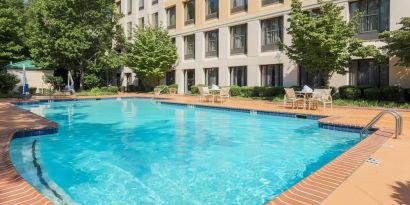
<box><xmin>0</xmin><ymin>93</ymin><xmax>409</xmax><ymax>204</ymax></box>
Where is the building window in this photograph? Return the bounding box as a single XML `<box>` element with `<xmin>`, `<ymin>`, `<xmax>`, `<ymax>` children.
<box><xmin>231</xmin><ymin>0</ymin><xmax>247</xmax><ymax>13</ymax></box>
<box><xmin>230</xmin><ymin>66</ymin><xmax>247</xmax><ymax>86</ymax></box>
<box><xmin>298</xmin><ymin>66</ymin><xmax>325</xmax><ymax>88</ymax></box>
<box><xmin>171</xmin><ymin>37</ymin><xmax>176</xmax><ymax>44</ymax></box>
<box><xmin>261</xmin><ymin>64</ymin><xmax>283</xmax><ymax>86</ymax></box>
<box><xmin>166</xmin><ymin>70</ymin><xmax>175</xmax><ymax>85</ymax></box>
<box><xmin>261</xmin><ymin>17</ymin><xmax>283</xmax><ymax>52</ymax></box>
<box><xmin>349</xmin><ymin>0</ymin><xmax>390</xmax><ymax>39</ymax></box>
<box><xmin>127</xmin><ymin>22</ymin><xmax>132</xmax><ymax>40</ymax></box>
<box><xmin>205</xmin><ymin>30</ymin><xmax>218</xmax><ymax>57</ymax></box>
<box><xmin>152</xmin><ymin>0</ymin><xmax>158</xmax><ymax>5</ymax></box>
<box><xmin>185</xmin><ymin>0</ymin><xmax>195</xmax><ymax>25</ymax></box>
<box><xmin>206</xmin><ymin>0</ymin><xmax>219</xmax><ymax>20</ymax></box>
<box><xmin>205</xmin><ymin>68</ymin><xmax>219</xmax><ymax>86</ymax></box>
<box><xmin>230</xmin><ymin>24</ymin><xmax>247</xmax><ymax>55</ymax></box>
<box><xmin>184</xmin><ymin>35</ymin><xmax>195</xmax><ymax>60</ymax></box>
<box><xmin>139</xmin><ymin>0</ymin><xmax>144</xmax><ymax>10</ymax></box>
<box><xmin>127</xmin><ymin>0</ymin><xmax>132</xmax><ymax>14</ymax></box>
<box><xmin>152</xmin><ymin>12</ymin><xmax>159</xmax><ymax>27</ymax></box>
<box><xmin>349</xmin><ymin>59</ymin><xmax>389</xmax><ymax>87</ymax></box>
<box><xmin>167</xmin><ymin>6</ymin><xmax>176</xmax><ymax>29</ymax></box>
<box><xmin>139</xmin><ymin>17</ymin><xmax>144</xmax><ymax>28</ymax></box>
<box><xmin>262</xmin><ymin>0</ymin><xmax>283</xmax><ymax>6</ymax></box>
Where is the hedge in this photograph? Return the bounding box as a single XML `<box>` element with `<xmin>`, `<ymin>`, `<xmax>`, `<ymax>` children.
<box><xmin>381</xmin><ymin>86</ymin><xmax>402</xmax><ymax>101</ymax></box>
<box><xmin>339</xmin><ymin>86</ymin><xmax>361</xmax><ymax>100</ymax></box>
<box><xmin>230</xmin><ymin>85</ymin><xmax>242</xmax><ymax>96</ymax></box>
<box><xmin>363</xmin><ymin>88</ymin><xmax>381</xmax><ymax>101</ymax></box>
<box><xmin>190</xmin><ymin>84</ymin><xmax>205</xmax><ymax>95</ymax></box>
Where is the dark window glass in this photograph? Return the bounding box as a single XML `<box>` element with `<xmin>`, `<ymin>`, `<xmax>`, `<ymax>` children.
<box><xmin>230</xmin><ymin>66</ymin><xmax>247</xmax><ymax>86</ymax></box>
<box><xmin>298</xmin><ymin>67</ymin><xmax>326</xmax><ymax>88</ymax></box>
<box><xmin>231</xmin><ymin>0</ymin><xmax>247</xmax><ymax>13</ymax></box>
<box><xmin>205</xmin><ymin>68</ymin><xmax>219</xmax><ymax>86</ymax></box>
<box><xmin>261</xmin><ymin>64</ymin><xmax>283</xmax><ymax>86</ymax></box>
<box><xmin>261</xmin><ymin>17</ymin><xmax>283</xmax><ymax>51</ymax></box>
<box><xmin>167</xmin><ymin>6</ymin><xmax>176</xmax><ymax>29</ymax></box>
<box><xmin>205</xmin><ymin>30</ymin><xmax>218</xmax><ymax>57</ymax></box>
<box><xmin>185</xmin><ymin>69</ymin><xmax>195</xmax><ymax>92</ymax></box>
<box><xmin>262</xmin><ymin>0</ymin><xmax>283</xmax><ymax>6</ymax></box>
<box><xmin>166</xmin><ymin>70</ymin><xmax>175</xmax><ymax>85</ymax></box>
<box><xmin>127</xmin><ymin>0</ymin><xmax>132</xmax><ymax>14</ymax></box>
<box><xmin>349</xmin><ymin>59</ymin><xmax>389</xmax><ymax>87</ymax></box>
<box><xmin>349</xmin><ymin>0</ymin><xmax>390</xmax><ymax>37</ymax></box>
<box><xmin>230</xmin><ymin>24</ymin><xmax>247</xmax><ymax>55</ymax></box>
<box><xmin>139</xmin><ymin>0</ymin><xmax>144</xmax><ymax>10</ymax></box>
<box><xmin>184</xmin><ymin>35</ymin><xmax>195</xmax><ymax>59</ymax></box>
<box><xmin>206</xmin><ymin>0</ymin><xmax>219</xmax><ymax>20</ymax></box>
<box><xmin>152</xmin><ymin>12</ymin><xmax>159</xmax><ymax>27</ymax></box>
<box><xmin>185</xmin><ymin>0</ymin><xmax>195</xmax><ymax>25</ymax></box>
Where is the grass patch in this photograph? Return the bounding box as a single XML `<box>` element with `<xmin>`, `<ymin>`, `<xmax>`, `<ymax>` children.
<box><xmin>75</xmin><ymin>91</ymin><xmax>117</xmax><ymax>96</ymax></box>
<box><xmin>333</xmin><ymin>99</ymin><xmax>410</xmax><ymax>109</ymax></box>
<box><xmin>0</xmin><ymin>93</ymin><xmax>18</xmax><ymax>98</ymax></box>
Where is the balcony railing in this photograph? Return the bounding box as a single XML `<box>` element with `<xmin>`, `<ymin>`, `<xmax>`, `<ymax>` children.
<box><xmin>358</xmin><ymin>14</ymin><xmax>379</xmax><ymax>33</ymax></box>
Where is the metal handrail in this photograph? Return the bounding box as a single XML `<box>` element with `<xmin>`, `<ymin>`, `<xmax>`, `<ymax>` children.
<box><xmin>360</xmin><ymin>110</ymin><xmax>403</xmax><ymax>140</ymax></box>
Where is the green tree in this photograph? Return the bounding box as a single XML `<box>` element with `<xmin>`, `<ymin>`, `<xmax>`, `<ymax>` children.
<box><xmin>126</xmin><ymin>26</ymin><xmax>177</xmax><ymax>88</ymax></box>
<box><xmin>0</xmin><ymin>70</ymin><xmax>19</xmax><ymax>93</ymax></box>
<box><xmin>0</xmin><ymin>0</ymin><xmax>27</xmax><ymax>65</ymax></box>
<box><xmin>26</xmin><ymin>0</ymin><xmax>125</xmax><ymax>89</ymax></box>
<box><xmin>43</xmin><ymin>74</ymin><xmax>63</xmax><ymax>92</ymax></box>
<box><xmin>380</xmin><ymin>17</ymin><xmax>410</xmax><ymax>67</ymax></box>
<box><xmin>284</xmin><ymin>0</ymin><xmax>380</xmax><ymax>86</ymax></box>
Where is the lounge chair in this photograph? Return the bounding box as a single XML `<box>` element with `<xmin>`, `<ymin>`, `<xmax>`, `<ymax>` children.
<box><xmin>198</xmin><ymin>86</ymin><xmax>212</xmax><ymax>102</ymax></box>
<box><xmin>216</xmin><ymin>87</ymin><xmax>230</xmax><ymax>103</ymax></box>
<box><xmin>283</xmin><ymin>88</ymin><xmax>304</xmax><ymax>109</ymax></box>
<box><xmin>314</xmin><ymin>89</ymin><xmax>333</xmax><ymax>109</ymax></box>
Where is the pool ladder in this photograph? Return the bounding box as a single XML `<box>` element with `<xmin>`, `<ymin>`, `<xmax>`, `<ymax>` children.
<box><xmin>360</xmin><ymin>110</ymin><xmax>403</xmax><ymax>140</ymax></box>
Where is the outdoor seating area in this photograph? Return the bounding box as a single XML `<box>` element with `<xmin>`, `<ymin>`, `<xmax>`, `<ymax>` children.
<box><xmin>283</xmin><ymin>86</ymin><xmax>333</xmax><ymax>110</ymax></box>
<box><xmin>198</xmin><ymin>85</ymin><xmax>231</xmax><ymax>103</ymax></box>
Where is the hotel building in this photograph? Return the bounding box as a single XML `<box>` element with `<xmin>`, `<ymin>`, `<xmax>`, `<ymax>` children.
<box><xmin>117</xmin><ymin>0</ymin><xmax>410</xmax><ymax>94</ymax></box>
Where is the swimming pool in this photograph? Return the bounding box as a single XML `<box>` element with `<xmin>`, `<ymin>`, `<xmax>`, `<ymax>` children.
<box><xmin>11</xmin><ymin>98</ymin><xmax>359</xmax><ymax>205</ymax></box>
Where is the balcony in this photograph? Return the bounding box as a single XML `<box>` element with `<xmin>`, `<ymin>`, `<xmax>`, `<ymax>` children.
<box><xmin>357</xmin><ymin>14</ymin><xmax>380</xmax><ymax>40</ymax></box>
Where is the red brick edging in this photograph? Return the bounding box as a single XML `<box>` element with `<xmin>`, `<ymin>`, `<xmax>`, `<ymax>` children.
<box><xmin>267</xmin><ymin>128</ymin><xmax>392</xmax><ymax>205</ymax></box>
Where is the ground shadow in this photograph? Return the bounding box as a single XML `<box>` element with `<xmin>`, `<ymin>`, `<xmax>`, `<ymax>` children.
<box><xmin>391</xmin><ymin>181</ymin><xmax>410</xmax><ymax>205</ymax></box>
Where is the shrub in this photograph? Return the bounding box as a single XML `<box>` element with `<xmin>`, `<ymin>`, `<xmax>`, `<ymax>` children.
<box><xmin>29</xmin><ymin>87</ymin><xmax>37</xmax><ymax>94</ymax></box>
<box><xmin>253</xmin><ymin>87</ymin><xmax>264</xmax><ymax>97</ymax></box>
<box><xmin>190</xmin><ymin>84</ymin><xmax>205</xmax><ymax>95</ymax></box>
<box><xmin>230</xmin><ymin>85</ymin><xmax>241</xmax><ymax>96</ymax></box>
<box><xmin>90</xmin><ymin>87</ymin><xmax>101</xmax><ymax>93</ymax></box>
<box><xmin>273</xmin><ymin>86</ymin><xmax>285</xmax><ymax>96</ymax></box>
<box><xmin>107</xmin><ymin>86</ymin><xmax>119</xmax><ymax>93</ymax></box>
<box><xmin>168</xmin><ymin>84</ymin><xmax>178</xmax><ymax>89</ymax></box>
<box><xmin>154</xmin><ymin>85</ymin><xmax>168</xmax><ymax>94</ymax></box>
<box><xmin>259</xmin><ymin>87</ymin><xmax>275</xmax><ymax>97</ymax></box>
<box><xmin>404</xmin><ymin>88</ymin><xmax>410</xmax><ymax>102</ymax></box>
<box><xmin>0</xmin><ymin>72</ymin><xmax>19</xmax><ymax>93</ymax></box>
<box><xmin>358</xmin><ymin>86</ymin><xmax>372</xmax><ymax>98</ymax></box>
<box><xmin>44</xmin><ymin>75</ymin><xmax>63</xmax><ymax>91</ymax></box>
<box><xmin>241</xmin><ymin>86</ymin><xmax>256</xmax><ymax>97</ymax></box>
<box><xmin>339</xmin><ymin>85</ymin><xmax>361</xmax><ymax>100</ymax></box>
<box><xmin>290</xmin><ymin>86</ymin><xmax>302</xmax><ymax>91</ymax></box>
<box><xmin>363</xmin><ymin>88</ymin><xmax>381</xmax><ymax>101</ymax></box>
<box><xmin>84</xmin><ymin>74</ymin><xmax>100</xmax><ymax>89</ymax></box>
<box><xmin>381</xmin><ymin>86</ymin><xmax>402</xmax><ymax>101</ymax></box>
<box><xmin>100</xmin><ymin>86</ymin><xmax>109</xmax><ymax>92</ymax></box>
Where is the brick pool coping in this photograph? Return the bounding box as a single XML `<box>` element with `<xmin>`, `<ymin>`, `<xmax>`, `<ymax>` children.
<box><xmin>0</xmin><ymin>98</ymin><xmax>394</xmax><ymax>204</ymax></box>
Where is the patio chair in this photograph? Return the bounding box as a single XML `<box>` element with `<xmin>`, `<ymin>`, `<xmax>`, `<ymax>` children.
<box><xmin>216</xmin><ymin>87</ymin><xmax>230</xmax><ymax>103</ymax></box>
<box><xmin>314</xmin><ymin>89</ymin><xmax>333</xmax><ymax>109</ymax></box>
<box><xmin>283</xmin><ymin>88</ymin><xmax>304</xmax><ymax>109</ymax></box>
<box><xmin>198</xmin><ymin>86</ymin><xmax>212</xmax><ymax>102</ymax></box>
<box><xmin>154</xmin><ymin>88</ymin><xmax>162</xmax><ymax>96</ymax></box>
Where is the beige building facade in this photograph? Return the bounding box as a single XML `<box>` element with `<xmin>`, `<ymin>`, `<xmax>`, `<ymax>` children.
<box><xmin>119</xmin><ymin>0</ymin><xmax>410</xmax><ymax>93</ymax></box>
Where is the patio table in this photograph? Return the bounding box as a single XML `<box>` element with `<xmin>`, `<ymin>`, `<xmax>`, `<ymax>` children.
<box><xmin>295</xmin><ymin>91</ymin><xmax>319</xmax><ymax>110</ymax></box>
<box><xmin>209</xmin><ymin>88</ymin><xmax>221</xmax><ymax>103</ymax></box>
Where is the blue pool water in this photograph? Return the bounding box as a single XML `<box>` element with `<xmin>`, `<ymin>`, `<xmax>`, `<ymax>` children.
<box><xmin>11</xmin><ymin>98</ymin><xmax>359</xmax><ymax>205</ymax></box>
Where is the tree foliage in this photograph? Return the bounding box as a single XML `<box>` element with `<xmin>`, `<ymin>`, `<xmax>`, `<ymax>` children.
<box><xmin>0</xmin><ymin>70</ymin><xmax>19</xmax><ymax>93</ymax></box>
<box><xmin>0</xmin><ymin>0</ymin><xmax>27</xmax><ymax>65</ymax></box>
<box><xmin>126</xmin><ymin>26</ymin><xmax>177</xmax><ymax>86</ymax></box>
<box><xmin>26</xmin><ymin>0</ymin><xmax>125</xmax><ymax>89</ymax></box>
<box><xmin>380</xmin><ymin>17</ymin><xmax>410</xmax><ymax>67</ymax></box>
<box><xmin>43</xmin><ymin>74</ymin><xmax>63</xmax><ymax>91</ymax></box>
<box><xmin>284</xmin><ymin>0</ymin><xmax>380</xmax><ymax>84</ymax></box>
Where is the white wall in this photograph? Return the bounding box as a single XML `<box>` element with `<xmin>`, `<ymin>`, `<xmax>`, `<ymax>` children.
<box><xmin>7</xmin><ymin>69</ymin><xmax>53</xmax><ymax>93</ymax></box>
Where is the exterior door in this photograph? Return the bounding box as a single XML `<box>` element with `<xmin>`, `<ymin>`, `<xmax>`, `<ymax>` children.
<box><xmin>184</xmin><ymin>69</ymin><xmax>195</xmax><ymax>93</ymax></box>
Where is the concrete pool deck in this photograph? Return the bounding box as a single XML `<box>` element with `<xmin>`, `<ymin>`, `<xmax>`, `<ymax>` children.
<box><xmin>0</xmin><ymin>93</ymin><xmax>409</xmax><ymax>204</ymax></box>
